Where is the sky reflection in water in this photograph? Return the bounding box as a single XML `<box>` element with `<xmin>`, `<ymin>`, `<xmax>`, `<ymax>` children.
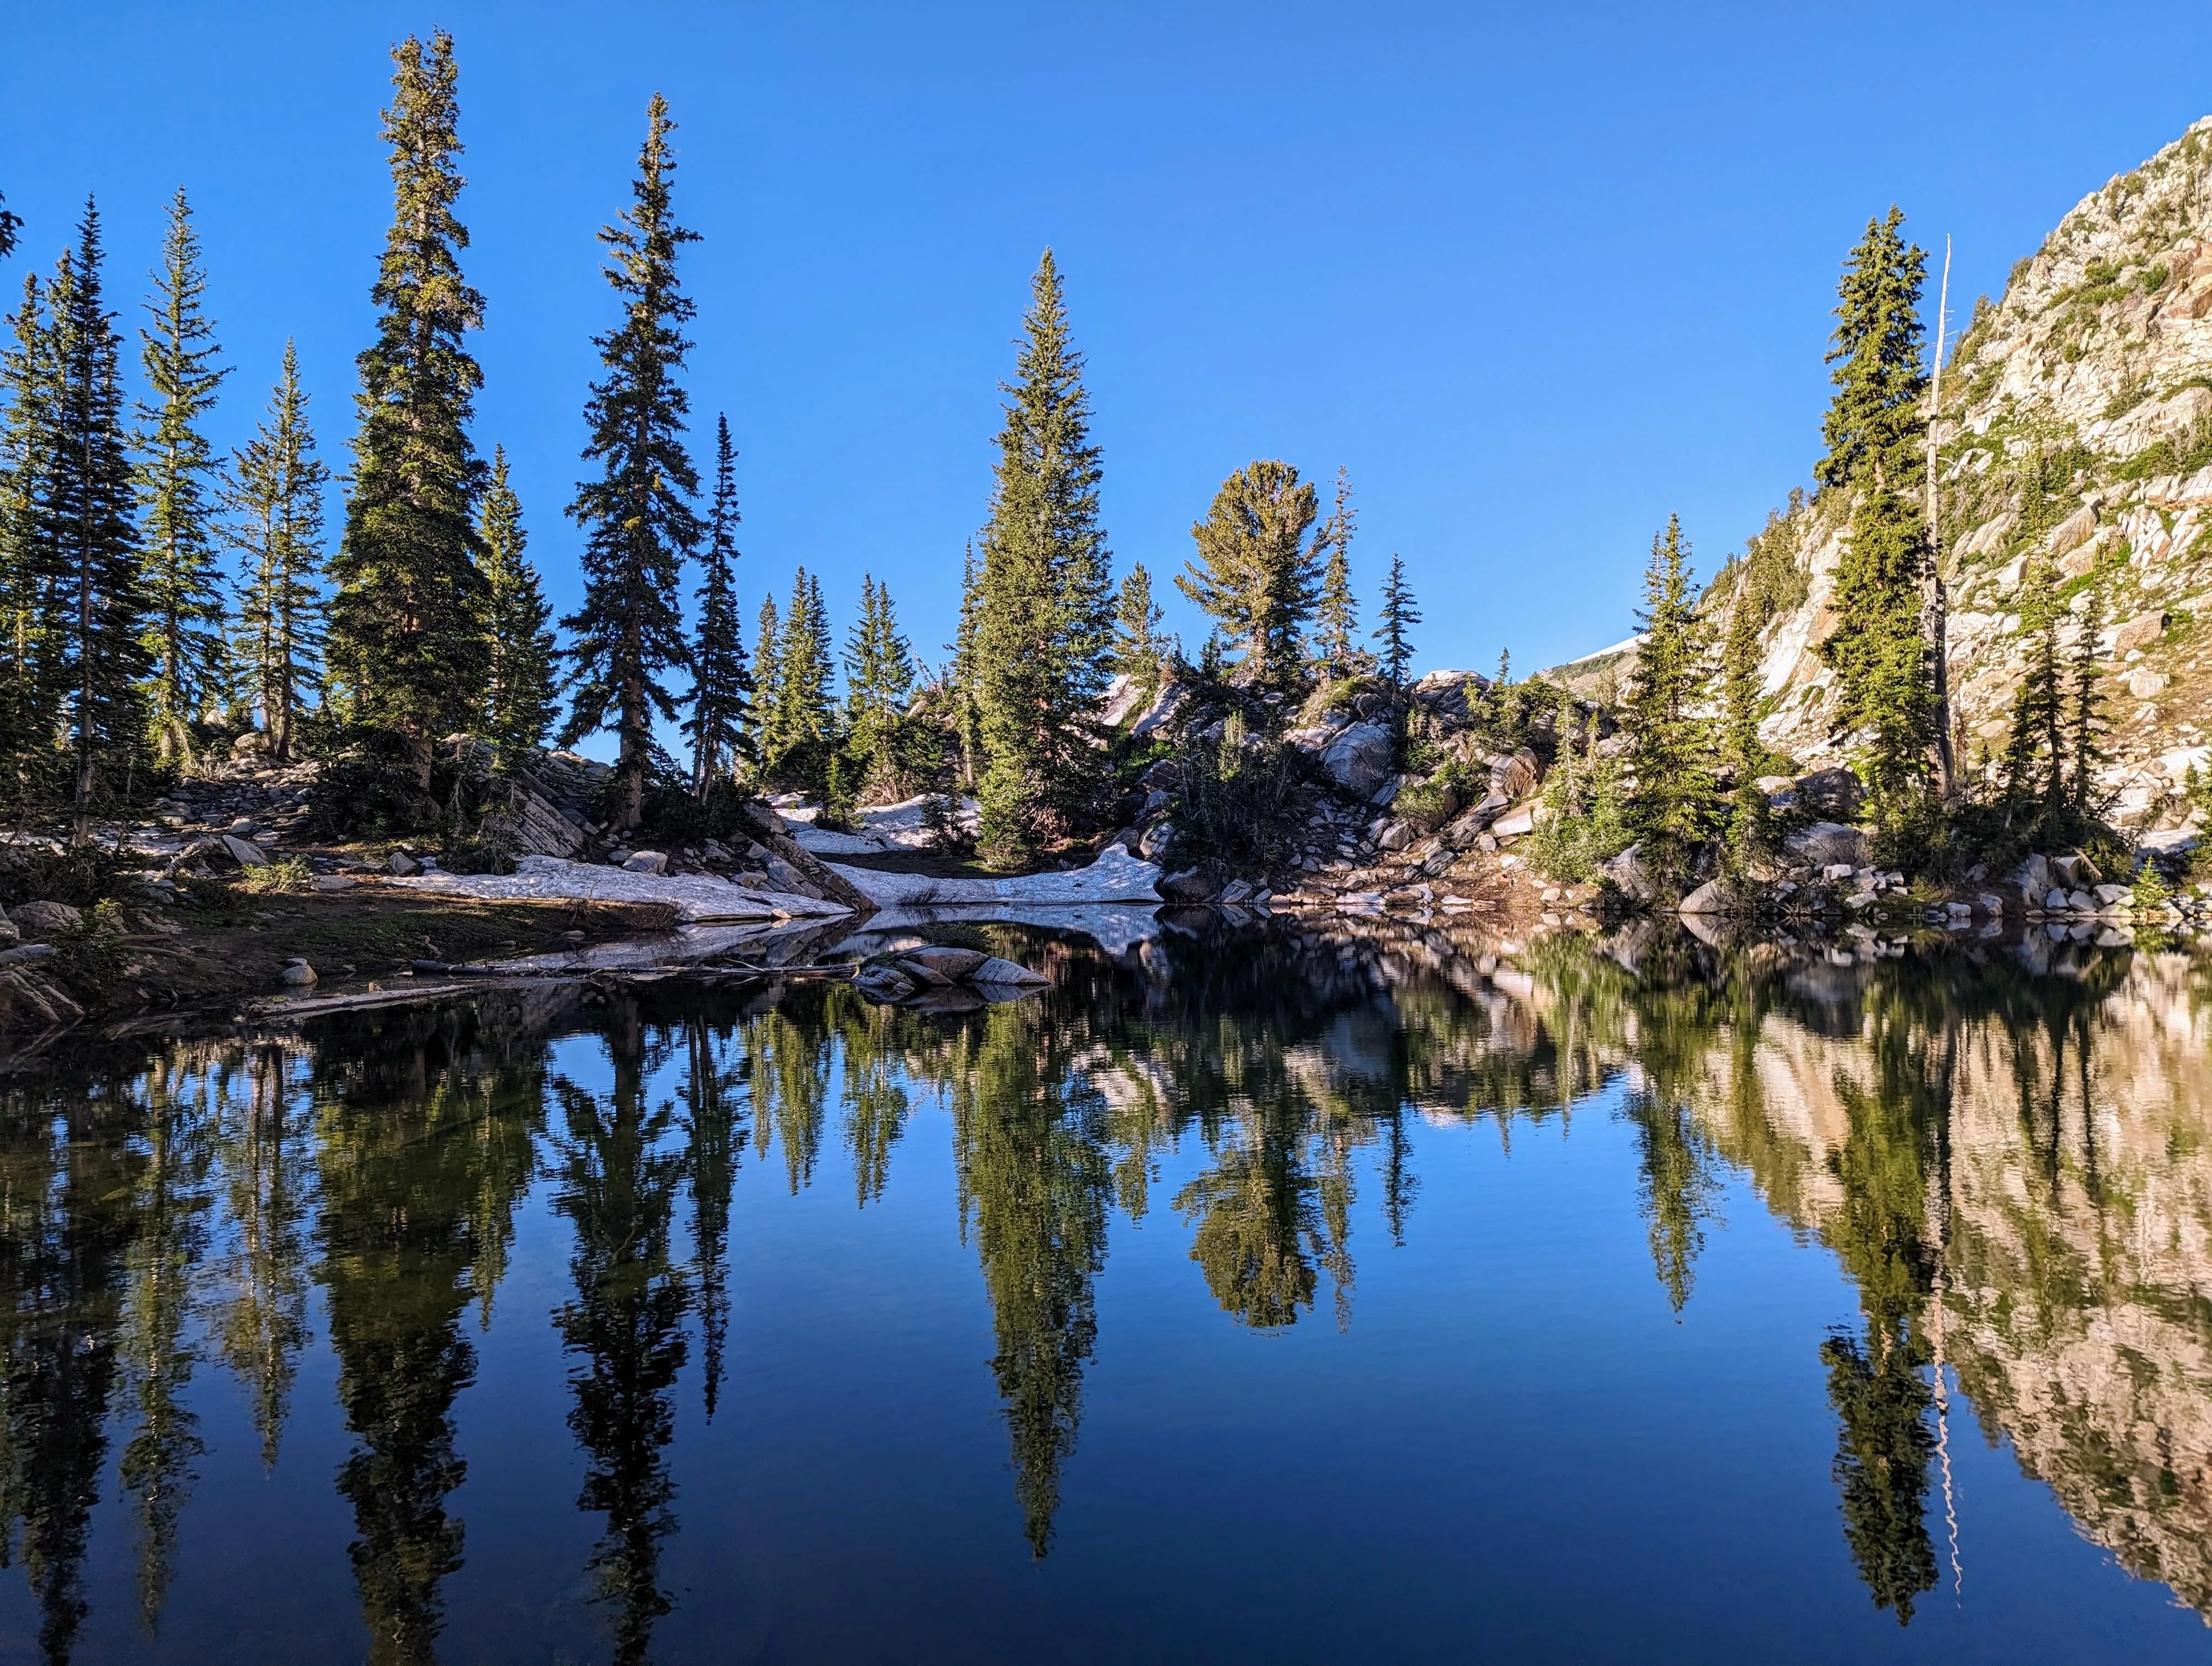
<box><xmin>1</xmin><ymin>918</ymin><xmax>2210</xmax><ymax>1663</ymax></box>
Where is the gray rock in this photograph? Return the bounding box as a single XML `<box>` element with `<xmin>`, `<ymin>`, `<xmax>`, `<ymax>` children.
<box><xmin>2044</xmin><ymin>887</ymin><xmax>2070</xmax><ymax>911</ymax></box>
<box><xmin>1489</xmin><ymin>750</ymin><xmax>1539</xmax><ymax>800</ymax></box>
<box><xmin>0</xmin><ymin>943</ymin><xmax>58</xmax><ymax>965</ymax></box>
<box><xmin>11</xmin><ymin>900</ymin><xmax>82</xmax><ymax>941</ymax></box>
<box><xmin>1217</xmin><ymin>878</ymin><xmax>1253</xmax><ymax>904</ymax></box>
<box><xmin>622</xmin><ymin>850</ymin><xmax>670</xmax><ymax>874</ymax></box>
<box><xmin>1157</xmin><ymin>868</ymin><xmax>1215</xmax><ymax>904</ymax></box>
<box><xmin>0</xmin><ymin>905</ymin><xmax>16</xmax><ymax>949</ymax></box>
<box><xmin>1792</xmin><ymin>768</ymin><xmax>1865</xmax><ymax>819</ymax></box>
<box><xmin>222</xmin><ymin>834</ymin><xmax>270</xmax><ymax>867</ymax></box>
<box><xmin>853</xmin><ymin>964</ymin><xmax>917</xmax><ymax>1002</ymax></box>
<box><xmin>389</xmin><ymin>851</ymin><xmax>421</xmax><ymax>877</ymax></box>
<box><xmin>1490</xmin><ymin>808</ymin><xmax>1536</xmax><ymax>839</ymax></box>
<box><xmin>312</xmin><ymin>874</ymin><xmax>357</xmax><ymax>893</ymax></box>
<box><xmin>1378</xmin><ymin>820</ymin><xmax>1415</xmax><ymax>851</ymax></box>
<box><xmin>763</xmin><ymin>855</ymin><xmax>818</xmax><ymax>896</ymax></box>
<box><xmin>1319</xmin><ymin>721</ymin><xmax>1394</xmax><ymax>800</ymax></box>
<box><xmin>227</xmin><ymin>817</ymin><xmax>258</xmax><ymax>837</ymax></box>
<box><xmin>1601</xmin><ymin>842</ymin><xmax>1658</xmax><ymax>903</ymax></box>
<box><xmin>1677</xmin><ymin>879</ymin><xmax>1727</xmax><ymax>915</ymax></box>
<box><xmin>2094</xmin><ymin>882</ymin><xmax>2132</xmax><ymax>906</ymax></box>
<box><xmin>1783</xmin><ymin>821</ymin><xmax>1871</xmax><ymax>868</ymax></box>
<box><xmin>2010</xmin><ymin>853</ymin><xmax>2053</xmax><ymax>903</ymax></box>
<box><xmin>279</xmin><ymin>960</ymin><xmax>318</xmax><ymax>988</ymax></box>
<box><xmin>972</xmin><ymin>955</ymin><xmax>1052</xmax><ymax>988</ymax></box>
<box><xmin>2067</xmin><ymin>888</ymin><xmax>2095</xmax><ymax>912</ymax></box>
<box><xmin>907</xmin><ymin>946</ymin><xmax>987</xmax><ymax>980</ymax></box>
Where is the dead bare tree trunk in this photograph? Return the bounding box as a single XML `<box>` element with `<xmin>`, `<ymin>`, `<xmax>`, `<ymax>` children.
<box><xmin>1926</xmin><ymin>235</ymin><xmax>1958</xmax><ymax>803</ymax></box>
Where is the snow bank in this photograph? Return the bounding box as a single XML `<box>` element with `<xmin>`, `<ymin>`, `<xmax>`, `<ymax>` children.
<box><xmin>389</xmin><ymin>855</ymin><xmax>851</xmax><ymax>921</ymax></box>
<box><xmin>824</xmin><ymin>842</ymin><xmax>1164</xmax><ymax>907</ymax></box>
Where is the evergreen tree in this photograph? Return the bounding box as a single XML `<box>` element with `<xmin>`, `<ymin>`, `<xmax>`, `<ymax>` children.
<box><xmin>327</xmin><ymin>30</ymin><xmax>491</xmax><ymax>784</ymax></box>
<box><xmin>765</xmin><ymin>566</ymin><xmax>833</xmax><ymax>778</ymax></box>
<box><xmin>0</xmin><ymin>269</ymin><xmax>58</xmax><ymax>811</ymax></box>
<box><xmin>1720</xmin><ymin>592</ymin><xmax>1767</xmax><ymax>866</ymax></box>
<box><xmin>1313</xmin><ymin>466</ymin><xmax>1361</xmax><ymax>681</ymax></box>
<box><xmin>1622</xmin><ymin>516</ymin><xmax>1719</xmax><ymax>870</ymax></box>
<box><xmin>951</xmin><ymin>540</ymin><xmax>983</xmax><ymax>785</ymax></box>
<box><xmin>2000</xmin><ymin>550</ymin><xmax>2065</xmax><ymax>834</ymax></box>
<box><xmin>1113</xmin><ymin>561</ymin><xmax>1164</xmax><ymax>686</ymax></box>
<box><xmin>2068</xmin><ymin>569</ymin><xmax>2109</xmax><ymax>817</ymax></box>
<box><xmin>1816</xmin><ymin>208</ymin><xmax>1934</xmax><ymax>804</ymax></box>
<box><xmin>226</xmin><ymin>342</ymin><xmax>328</xmax><ymax>764</ymax></box>
<box><xmin>476</xmin><ymin>447</ymin><xmax>557</xmax><ymax>769</ymax></box>
<box><xmin>134</xmin><ymin>188</ymin><xmax>228</xmax><ymax>764</ymax></box>
<box><xmin>974</xmin><ymin>251</ymin><xmax>1116</xmax><ymax>861</ymax></box>
<box><xmin>561</xmin><ymin>94</ymin><xmax>702</xmax><ymax>830</ymax></box>
<box><xmin>46</xmin><ymin>202</ymin><xmax>149</xmax><ymax>834</ymax></box>
<box><xmin>1371</xmin><ymin>552</ymin><xmax>1420</xmax><ymax>689</ymax></box>
<box><xmin>843</xmin><ymin>573</ymin><xmax>914</xmax><ymax>794</ymax></box>
<box><xmin>750</xmin><ymin>592</ymin><xmax>780</xmax><ymax>761</ymax></box>
<box><xmin>1177</xmin><ymin>459</ymin><xmax>1321</xmax><ymax>693</ymax></box>
<box><xmin>683</xmin><ymin>413</ymin><xmax>753</xmax><ymax>794</ymax></box>
<box><xmin>0</xmin><ymin>192</ymin><xmax>19</xmax><ymax>261</ymax></box>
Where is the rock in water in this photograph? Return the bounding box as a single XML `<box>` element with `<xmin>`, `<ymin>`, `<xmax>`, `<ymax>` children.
<box><xmin>906</xmin><ymin>946</ymin><xmax>987</xmax><ymax>980</ymax></box>
<box><xmin>1677</xmin><ymin>879</ymin><xmax>1727</xmax><ymax>915</ymax></box>
<box><xmin>972</xmin><ymin>956</ymin><xmax>1052</xmax><ymax>988</ymax></box>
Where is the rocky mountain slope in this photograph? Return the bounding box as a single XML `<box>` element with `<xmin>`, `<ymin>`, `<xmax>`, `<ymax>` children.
<box><xmin>1618</xmin><ymin>117</ymin><xmax>2212</xmax><ymax>842</ymax></box>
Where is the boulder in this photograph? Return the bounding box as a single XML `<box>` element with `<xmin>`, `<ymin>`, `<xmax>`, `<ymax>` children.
<box><xmin>2010</xmin><ymin>853</ymin><xmax>2053</xmax><ymax>904</ymax></box>
<box><xmin>389</xmin><ymin>850</ymin><xmax>421</xmax><ymax>877</ymax></box>
<box><xmin>854</xmin><ymin>963</ymin><xmax>918</xmax><ymax>1002</ymax></box>
<box><xmin>2113</xmin><ymin>610</ymin><xmax>2168</xmax><ymax>653</ymax></box>
<box><xmin>2127</xmin><ymin>669</ymin><xmax>2171</xmax><ymax>700</ymax></box>
<box><xmin>1783</xmin><ymin>821</ymin><xmax>1871</xmax><ymax>868</ymax></box>
<box><xmin>622</xmin><ymin>850</ymin><xmax>670</xmax><ymax>874</ymax></box>
<box><xmin>1319</xmin><ymin>721</ymin><xmax>1394</xmax><ymax>800</ymax></box>
<box><xmin>2044</xmin><ymin>888</ymin><xmax>2070</xmax><ymax>911</ymax></box>
<box><xmin>763</xmin><ymin>855</ymin><xmax>820</xmax><ymax>897</ymax></box>
<box><xmin>1378</xmin><ymin>820</ymin><xmax>1416</xmax><ymax>851</ymax></box>
<box><xmin>1489</xmin><ymin>751</ymin><xmax>1540</xmax><ymax>800</ymax></box>
<box><xmin>1677</xmin><ymin>879</ymin><xmax>1728</xmax><ymax>915</ymax></box>
<box><xmin>279</xmin><ymin>959</ymin><xmax>318</xmax><ymax>989</ymax></box>
<box><xmin>1792</xmin><ymin>769</ymin><xmax>1865</xmax><ymax>819</ymax></box>
<box><xmin>972</xmin><ymin>955</ymin><xmax>1052</xmax><ymax>988</ymax></box>
<box><xmin>222</xmin><ymin>834</ymin><xmax>270</xmax><ymax>867</ymax></box>
<box><xmin>311</xmin><ymin>874</ymin><xmax>357</xmax><ymax>893</ymax></box>
<box><xmin>2049</xmin><ymin>852</ymin><xmax>2100</xmax><ymax>886</ymax></box>
<box><xmin>1601</xmin><ymin>842</ymin><xmax>1658</xmax><ymax>903</ymax></box>
<box><xmin>1157</xmin><ymin>868</ymin><xmax>1216</xmax><ymax>904</ymax></box>
<box><xmin>895</xmin><ymin>957</ymin><xmax>953</xmax><ymax>987</ymax></box>
<box><xmin>1491</xmin><ymin>808</ymin><xmax>1536</xmax><ymax>839</ymax></box>
<box><xmin>906</xmin><ymin>946</ymin><xmax>987</xmax><ymax>980</ymax></box>
<box><xmin>10</xmin><ymin>900</ymin><xmax>82</xmax><ymax>941</ymax></box>
<box><xmin>2094</xmin><ymin>883</ymin><xmax>2131</xmax><ymax>907</ymax></box>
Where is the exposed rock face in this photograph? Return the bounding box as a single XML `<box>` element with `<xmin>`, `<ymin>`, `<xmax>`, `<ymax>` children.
<box><xmin>1320</xmin><ymin>721</ymin><xmax>1394</xmax><ymax>799</ymax></box>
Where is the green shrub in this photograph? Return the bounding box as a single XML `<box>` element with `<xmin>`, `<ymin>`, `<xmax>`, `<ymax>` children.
<box><xmin>1165</xmin><ymin>725</ymin><xmax>1308</xmax><ymax>879</ymax></box>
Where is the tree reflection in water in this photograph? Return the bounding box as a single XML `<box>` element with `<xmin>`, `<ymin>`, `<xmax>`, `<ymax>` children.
<box><xmin>0</xmin><ymin>917</ymin><xmax>2209</xmax><ymax>1652</ymax></box>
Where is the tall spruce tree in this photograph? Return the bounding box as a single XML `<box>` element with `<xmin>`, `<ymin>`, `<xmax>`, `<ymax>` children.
<box><xmin>750</xmin><ymin>592</ymin><xmax>780</xmax><ymax>762</ymax></box>
<box><xmin>2067</xmin><ymin>570</ymin><xmax>2109</xmax><ymax>816</ymax></box>
<box><xmin>1178</xmin><ymin>459</ymin><xmax>1321</xmax><ymax>694</ymax></box>
<box><xmin>327</xmin><ymin>30</ymin><xmax>491</xmax><ymax>784</ymax></box>
<box><xmin>951</xmin><ymin>540</ymin><xmax>983</xmax><ymax>786</ymax></box>
<box><xmin>843</xmin><ymin>574</ymin><xmax>915</xmax><ymax>795</ymax></box>
<box><xmin>561</xmin><ymin>94</ymin><xmax>702</xmax><ymax>829</ymax></box>
<box><xmin>47</xmin><ymin>203</ymin><xmax>149</xmax><ymax>834</ymax></box>
<box><xmin>2000</xmin><ymin>550</ymin><xmax>2065</xmax><ymax>835</ymax></box>
<box><xmin>1372</xmin><ymin>553</ymin><xmax>1419</xmax><ymax>689</ymax></box>
<box><xmin>1817</xmin><ymin>208</ymin><xmax>1934</xmax><ymax>805</ymax></box>
<box><xmin>226</xmin><ymin>342</ymin><xmax>328</xmax><ymax>763</ymax></box>
<box><xmin>1622</xmin><ymin>516</ymin><xmax>1719</xmax><ymax>872</ymax></box>
<box><xmin>135</xmin><ymin>189</ymin><xmax>228</xmax><ymax>763</ymax></box>
<box><xmin>974</xmin><ymin>251</ymin><xmax>1116</xmax><ymax>862</ymax></box>
<box><xmin>1720</xmin><ymin>589</ymin><xmax>1766</xmax><ymax>866</ymax></box>
<box><xmin>1313</xmin><ymin>465</ymin><xmax>1361</xmax><ymax>681</ymax></box>
<box><xmin>0</xmin><ymin>192</ymin><xmax>19</xmax><ymax>262</ymax></box>
<box><xmin>1113</xmin><ymin>562</ymin><xmax>1164</xmax><ymax>684</ymax></box>
<box><xmin>684</xmin><ymin>413</ymin><xmax>753</xmax><ymax>794</ymax></box>
<box><xmin>0</xmin><ymin>269</ymin><xmax>57</xmax><ymax>811</ymax></box>
<box><xmin>765</xmin><ymin>566</ymin><xmax>833</xmax><ymax>779</ymax></box>
<box><xmin>476</xmin><ymin>447</ymin><xmax>557</xmax><ymax>769</ymax></box>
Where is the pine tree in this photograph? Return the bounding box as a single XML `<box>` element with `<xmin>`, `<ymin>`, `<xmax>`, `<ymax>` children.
<box><xmin>1372</xmin><ymin>553</ymin><xmax>1420</xmax><ymax>689</ymax></box>
<box><xmin>46</xmin><ymin>202</ymin><xmax>149</xmax><ymax>834</ymax></box>
<box><xmin>477</xmin><ymin>447</ymin><xmax>557</xmax><ymax>769</ymax></box>
<box><xmin>1622</xmin><ymin>516</ymin><xmax>1719</xmax><ymax>871</ymax></box>
<box><xmin>750</xmin><ymin>592</ymin><xmax>780</xmax><ymax>761</ymax></box>
<box><xmin>134</xmin><ymin>189</ymin><xmax>228</xmax><ymax>764</ymax></box>
<box><xmin>1313</xmin><ymin>466</ymin><xmax>1361</xmax><ymax>681</ymax></box>
<box><xmin>0</xmin><ymin>270</ymin><xmax>58</xmax><ymax>811</ymax></box>
<box><xmin>1817</xmin><ymin>209</ymin><xmax>1934</xmax><ymax>804</ymax></box>
<box><xmin>326</xmin><ymin>30</ymin><xmax>491</xmax><ymax>784</ymax></box>
<box><xmin>2000</xmin><ymin>550</ymin><xmax>2064</xmax><ymax>835</ymax></box>
<box><xmin>0</xmin><ymin>193</ymin><xmax>19</xmax><ymax>262</ymax></box>
<box><xmin>951</xmin><ymin>540</ymin><xmax>983</xmax><ymax>786</ymax></box>
<box><xmin>1720</xmin><ymin>591</ymin><xmax>1767</xmax><ymax>866</ymax></box>
<box><xmin>683</xmin><ymin>413</ymin><xmax>753</xmax><ymax>794</ymax></box>
<box><xmin>561</xmin><ymin>94</ymin><xmax>702</xmax><ymax>830</ymax></box>
<box><xmin>1177</xmin><ymin>459</ymin><xmax>1321</xmax><ymax>693</ymax></box>
<box><xmin>765</xmin><ymin>566</ymin><xmax>833</xmax><ymax>779</ymax></box>
<box><xmin>2067</xmin><ymin>569</ymin><xmax>2109</xmax><ymax>816</ymax></box>
<box><xmin>226</xmin><ymin>342</ymin><xmax>328</xmax><ymax>764</ymax></box>
<box><xmin>974</xmin><ymin>250</ymin><xmax>1116</xmax><ymax>861</ymax></box>
<box><xmin>843</xmin><ymin>574</ymin><xmax>915</xmax><ymax>794</ymax></box>
<box><xmin>1113</xmin><ymin>562</ymin><xmax>1164</xmax><ymax>686</ymax></box>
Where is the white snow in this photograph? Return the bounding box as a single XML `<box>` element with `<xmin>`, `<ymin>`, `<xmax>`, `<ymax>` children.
<box><xmin>388</xmin><ymin>854</ymin><xmax>851</xmax><ymax>921</ymax></box>
<box><xmin>825</xmin><ymin>842</ymin><xmax>1165</xmax><ymax>908</ymax></box>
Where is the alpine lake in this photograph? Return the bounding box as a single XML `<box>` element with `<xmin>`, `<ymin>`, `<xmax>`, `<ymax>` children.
<box><xmin>3</xmin><ymin>907</ymin><xmax>2212</xmax><ymax>1664</ymax></box>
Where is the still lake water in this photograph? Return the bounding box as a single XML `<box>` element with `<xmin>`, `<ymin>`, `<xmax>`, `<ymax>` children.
<box><xmin>2</xmin><ymin>915</ymin><xmax>2211</xmax><ymax>1663</ymax></box>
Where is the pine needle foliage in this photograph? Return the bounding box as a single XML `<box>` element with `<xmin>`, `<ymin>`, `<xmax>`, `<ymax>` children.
<box><xmin>1622</xmin><ymin>516</ymin><xmax>1719</xmax><ymax>873</ymax></box>
<box><xmin>2067</xmin><ymin>568</ymin><xmax>2109</xmax><ymax>816</ymax></box>
<box><xmin>1817</xmin><ymin>208</ymin><xmax>1934</xmax><ymax>804</ymax></box>
<box><xmin>1112</xmin><ymin>562</ymin><xmax>1164</xmax><ymax>688</ymax></box>
<box><xmin>764</xmin><ymin>568</ymin><xmax>834</xmax><ymax>782</ymax></box>
<box><xmin>1313</xmin><ymin>466</ymin><xmax>1364</xmax><ymax>681</ymax></box>
<box><xmin>134</xmin><ymin>189</ymin><xmax>228</xmax><ymax>764</ymax></box>
<box><xmin>684</xmin><ymin>414</ymin><xmax>754</xmax><ymax>793</ymax></box>
<box><xmin>326</xmin><ymin>31</ymin><xmax>492</xmax><ymax>781</ymax></box>
<box><xmin>562</xmin><ymin>93</ymin><xmax>703</xmax><ymax>830</ymax></box>
<box><xmin>2000</xmin><ymin>550</ymin><xmax>2065</xmax><ymax>834</ymax></box>
<box><xmin>226</xmin><ymin>342</ymin><xmax>328</xmax><ymax>764</ymax></box>
<box><xmin>47</xmin><ymin>203</ymin><xmax>149</xmax><ymax>834</ymax></box>
<box><xmin>0</xmin><ymin>270</ymin><xmax>60</xmax><ymax>811</ymax></box>
<box><xmin>1372</xmin><ymin>553</ymin><xmax>1420</xmax><ymax>690</ymax></box>
<box><xmin>843</xmin><ymin>574</ymin><xmax>915</xmax><ymax>796</ymax></box>
<box><xmin>974</xmin><ymin>251</ymin><xmax>1115</xmax><ymax>863</ymax></box>
<box><xmin>1720</xmin><ymin>592</ymin><xmax>1767</xmax><ymax>867</ymax></box>
<box><xmin>477</xmin><ymin>447</ymin><xmax>558</xmax><ymax>770</ymax></box>
<box><xmin>1177</xmin><ymin>459</ymin><xmax>1321</xmax><ymax>695</ymax></box>
<box><xmin>750</xmin><ymin>593</ymin><xmax>780</xmax><ymax>761</ymax></box>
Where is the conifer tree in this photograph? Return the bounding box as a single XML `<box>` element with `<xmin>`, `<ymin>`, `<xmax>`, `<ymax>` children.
<box><xmin>561</xmin><ymin>94</ymin><xmax>702</xmax><ymax>829</ymax></box>
<box><xmin>1372</xmin><ymin>553</ymin><xmax>1420</xmax><ymax>689</ymax></box>
<box><xmin>683</xmin><ymin>413</ymin><xmax>753</xmax><ymax>794</ymax></box>
<box><xmin>476</xmin><ymin>447</ymin><xmax>557</xmax><ymax>769</ymax></box>
<box><xmin>1817</xmin><ymin>209</ymin><xmax>1934</xmax><ymax>804</ymax></box>
<box><xmin>46</xmin><ymin>203</ymin><xmax>149</xmax><ymax>834</ymax></box>
<box><xmin>1178</xmin><ymin>459</ymin><xmax>1321</xmax><ymax>693</ymax></box>
<box><xmin>0</xmin><ymin>270</ymin><xmax>57</xmax><ymax>810</ymax></box>
<box><xmin>1313</xmin><ymin>466</ymin><xmax>1361</xmax><ymax>681</ymax></box>
<box><xmin>2000</xmin><ymin>550</ymin><xmax>2064</xmax><ymax>834</ymax></box>
<box><xmin>951</xmin><ymin>540</ymin><xmax>983</xmax><ymax>785</ymax></box>
<box><xmin>0</xmin><ymin>193</ymin><xmax>19</xmax><ymax>262</ymax></box>
<box><xmin>1113</xmin><ymin>562</ymin><xmax>1164</xmax><ymax>686</ymax></box>
<box><xmin>2068</xmin><ymin>570</ymin><xmax>2109</xmax><ymax>816</ymax></box>
<box><xmin>135</xmin><ymin>189</ymin><xmax>228</xmax><ymax>763</ymax></box>
<box><xmin>750</xmin><ymin>592</ymin><xmax>780</xmax><ymax>759</ymax></box>
<box><xmin>327</xmin><ymin>32</ymin><xmax>490</xmax><ymax>783</ymax></box>
<box><xmin>226</xmin><ymin>342</ymin><xmax>328</xmax><ymax>764</ymax></box>
<box><xmin>1622</xmin><ymin>516</ymin><xmax>1719</xmax><ymax>871</ymax></box>
<box><xmin>765</xmin><ymin>566</ymin><xmax>833</xmax><ymax>777</ymax></box>
<box><xmin>843</xmin><ymin>574</ymin><xmax>915</xmax><ymax>795</ymax></box>
<box><xmin>1720</xmin><ymin>592</ymin><xmax>1766</xmax><ymax>865</ymax></box>
<box><xmin>974</xmin><ymin>251</ymin><xmax>1116</xmax><ymax>861</ymax></box>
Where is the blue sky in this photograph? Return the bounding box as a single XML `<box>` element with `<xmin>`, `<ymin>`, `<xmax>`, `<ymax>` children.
<box><xmin>8</xmin><ymin>1</ymin><xmax>2212</xmax><ymax>697</ymax></box>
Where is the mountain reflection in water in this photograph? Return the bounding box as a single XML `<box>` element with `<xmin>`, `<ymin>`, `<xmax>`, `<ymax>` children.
<box><xmin>0</xmin><ymin>917</ymin><xmax>2209</xmax><ymax>1662</ymax></box>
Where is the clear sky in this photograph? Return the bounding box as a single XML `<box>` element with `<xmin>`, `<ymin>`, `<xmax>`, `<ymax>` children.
<box><xmin>8</xmin><ymin>1</ymin><xmax>2212</xmax><ymax>696</ymax></box>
